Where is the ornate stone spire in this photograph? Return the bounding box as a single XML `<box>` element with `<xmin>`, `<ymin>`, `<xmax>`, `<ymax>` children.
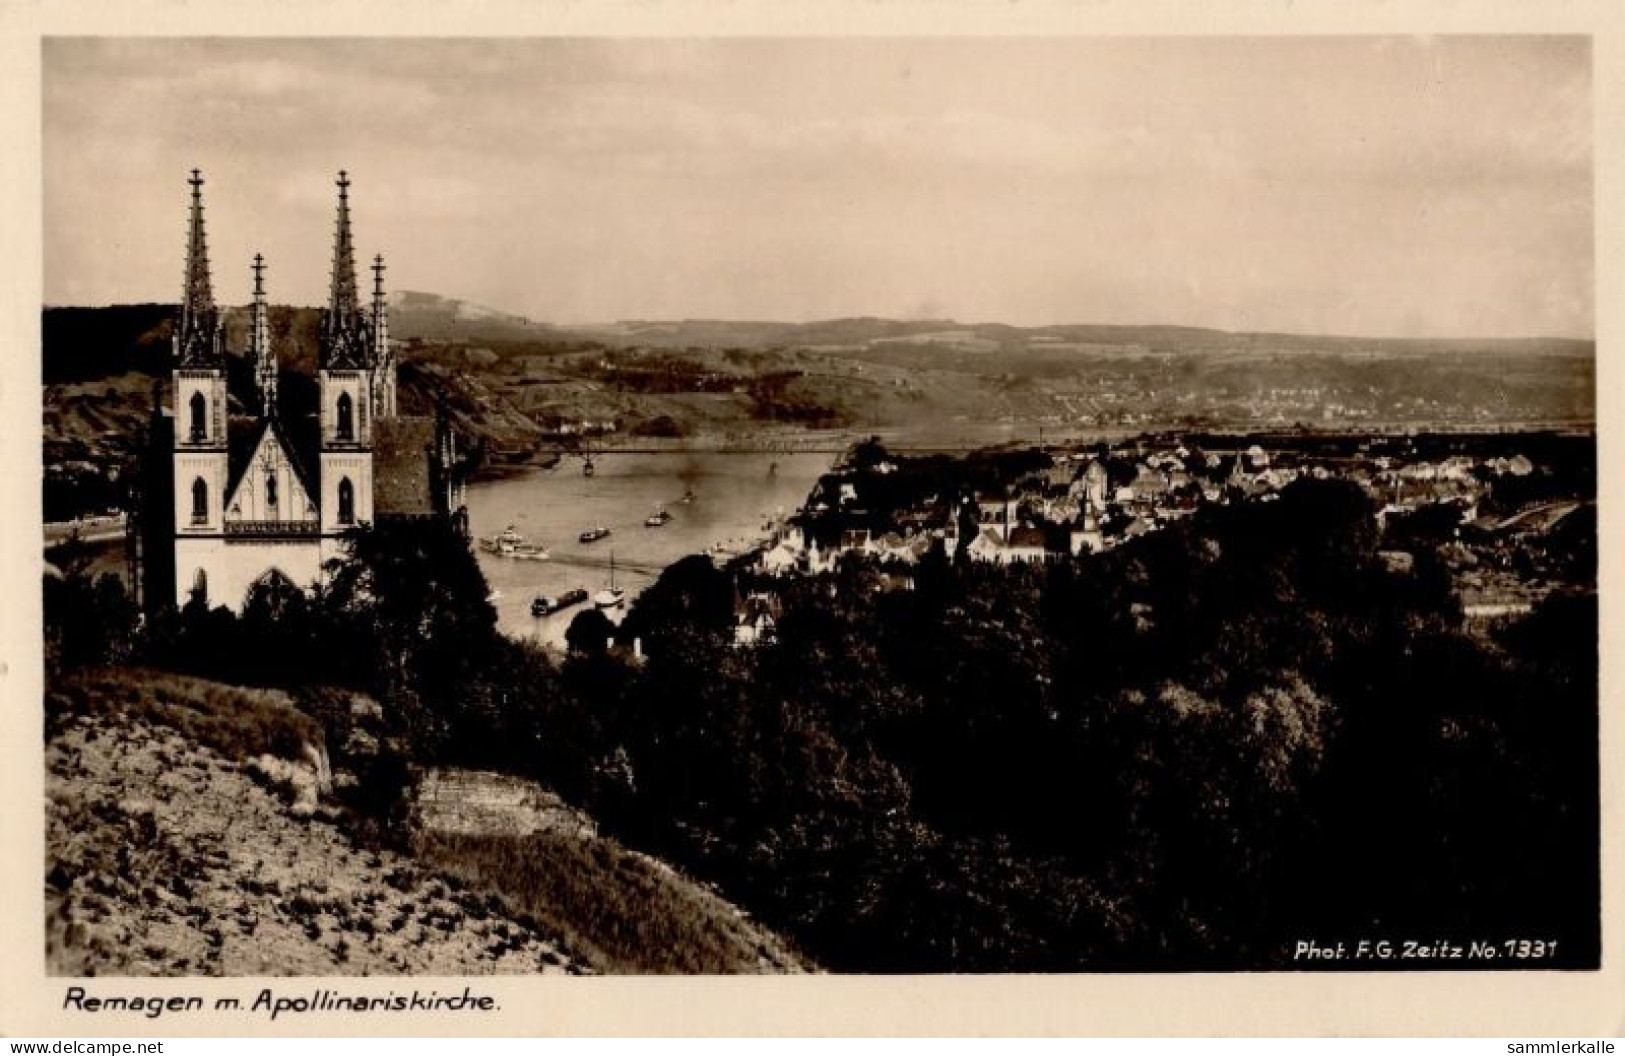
<box><xmin>174</xmin><ymin>169</ymin><xmax>221</xmax><ymax>367</ymax></box>
<box><xmin>321</xmin><ymin>170</ymin><xmax>365</xmax><ymax>366</ymax></box>
<box><xmin>370</xmin><ymin>253</ymin><xmax>389</xmax><ymax>355</ymax></box>
<box><xmin>369</xmin><ymin>253</ymin><xmax>395</xmax><ymax>416</ymax></box>
<box><xmin>250</xmin><ymin>253</ymin><xmax>277</xmax><ymax>415</ymax></box>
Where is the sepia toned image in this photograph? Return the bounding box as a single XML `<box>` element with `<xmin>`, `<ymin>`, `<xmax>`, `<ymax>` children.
<box><xmin>36</xmin><ymin>33</ymin><xmax>1599</xmax><ymax>988</ymax></box>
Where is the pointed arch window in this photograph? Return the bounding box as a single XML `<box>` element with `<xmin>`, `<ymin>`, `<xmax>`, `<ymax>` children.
<box><xmin>265</xmin><ymin>469</ymin><xmax>278</xmax><ymax>509</ymax></box>
<box><xmin>336</xmin><ymin>392</ymin><xmax>354</xmax><ymax>442</ymax></box>
<box><xmin>189</xmin><ymin>391</ymin><xmax>207</xmax><ymax>443</ymax></box>
<box><xmin>337</xmin><ymin>477</ymin><xmax>355</xmax><ymax>526</ymax></box>
<box><xmin>190</xmin><ymin>477</ymin><xmax>208</xmax><ymax>524</ymax></box>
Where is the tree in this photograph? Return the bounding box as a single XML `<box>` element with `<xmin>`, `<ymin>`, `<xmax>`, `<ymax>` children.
<box><xmin>565</xmin><ymin>607</ymin><xmax>616</xmax><ymax>655</ymax></box>
<box><xmin>43</xmin><ymin>570</ymin><xmax>136</xmax><ymax>674</ymax></box>
<box><xmin>631</xmin><ymin>414</ymin><xmax>687</xmax><ymax>438</ymax></box>
<box><xmin>316</xmin><ymin>519</ymin><xmax>499</xmax><ymax>761</ymax></box>
<box><xmin>320</xmin><ymin>517</ymin><xmax>497</xmax><ymax>702</ymax></box>
<box><xmin>620</xmin><ymin>553</ymin><xmax>734</xmax><ymax>658</ymax></box>
<box><xmin>236</xmin><ymin>570</ymin><xmax>316</xmax><ymax>685</ymax></box>
<box><xmin>849</xmin><ymin>435</ymin><xmax>888</xmax><ymax>470</ymax></box>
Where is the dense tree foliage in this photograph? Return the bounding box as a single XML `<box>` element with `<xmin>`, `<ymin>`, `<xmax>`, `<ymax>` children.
<box><xmin>546</xmin><ymin>477</ymin><xmax>1597</xmax><ymax>970</ymax></box>
<box><xmin>43</xmin><ymin>569</ymin><xmax>136</xmax><ymax>673</ymax></box>
<box><xmin>44</xmin><ymin>479</ymin><xmax>1598</xmax><ymax>970</ymax></box>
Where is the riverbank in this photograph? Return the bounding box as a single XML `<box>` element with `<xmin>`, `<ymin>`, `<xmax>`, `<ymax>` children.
<box><xmin>467</xmin><ymin>449</ymin><xmax>834</xmax><ymax>646</ymax></box>
<box><xmin>44</xmin><ymin>512</ymin><xmax>127</xmax><ymax>545</ymax></box>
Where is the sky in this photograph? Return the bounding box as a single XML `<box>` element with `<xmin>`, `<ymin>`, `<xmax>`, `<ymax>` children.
<box><xmin>42</xmin><ymin>36</ymin><xmax>1593</xmax><ymax>338</ymax></box>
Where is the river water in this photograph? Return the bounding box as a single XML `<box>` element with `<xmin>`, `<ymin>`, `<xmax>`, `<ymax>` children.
<box><xmin>466</xmin><ymin>451</ymin><xmax>835</xmax><ymax>647</ymax></box>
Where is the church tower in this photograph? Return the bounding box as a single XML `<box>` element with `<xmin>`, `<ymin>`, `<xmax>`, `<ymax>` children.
<box><xmin>369</xmin><ymin>254</ymin><xmax>397</xmax><ymax>418</ymax></box>
<box><xmin>249</xmin><ymin>253</ymin><xmax>277</xmax><ymax>415</ymax></box>
<box><xmin>171</xmin><ymin>169</ymin><xmax>229</xmax><ymax>605</ymax></box>
<box><xmin>318</xmin><ymin>171</ymin><xmax>375</xmax><ymax>541</ymax></box>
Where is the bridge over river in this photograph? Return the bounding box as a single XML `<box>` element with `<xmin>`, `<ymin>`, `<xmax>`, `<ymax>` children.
<box><xmin>522</xmin><ymin>552</ymin><xmax>674</xmax><ymax>578</ymax></box>
<box><xmin>550</xmin><ymin>426</ymin><xmax>1113</xmax><ymax>459</ymax></box>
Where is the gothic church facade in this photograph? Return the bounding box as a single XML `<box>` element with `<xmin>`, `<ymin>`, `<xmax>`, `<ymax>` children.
<box><xmin>144</xmin><ymin>170</ymin><xmax>465</xmax><ymax>612</ymax></box>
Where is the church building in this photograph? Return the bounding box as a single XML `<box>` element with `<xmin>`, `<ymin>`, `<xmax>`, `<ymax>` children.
<box><xmin>135</xmin><ymin>170</ymin><xmax>466</xmax><ymax>613</ymax></box>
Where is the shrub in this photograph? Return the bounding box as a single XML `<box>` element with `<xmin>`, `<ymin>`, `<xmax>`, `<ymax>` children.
<box><xmin>47</xmin><ymin>668</ymin><xmax>322</xmax><ymax>764</ymax></box>
<box><xmin>415</xmin><ymin>831</ymin><xmax>801</xmax><ymax>974</ymax></box>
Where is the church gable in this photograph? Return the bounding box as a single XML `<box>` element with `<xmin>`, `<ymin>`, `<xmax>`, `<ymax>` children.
<box><xmin>148</xmin><ymin>170</ymin><xmax>468</xmax><ymax>615</ymax></box>
<box><xmin>224</xmin><ymin>422</ymin><xmax>318</xmax><ymax>525</ymax></box>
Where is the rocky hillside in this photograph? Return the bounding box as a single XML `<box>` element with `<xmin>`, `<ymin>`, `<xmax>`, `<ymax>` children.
<box><xmin>44</xmin><ymin>297</ymin><xmax>1593</xmax><ymax>520</ymax></box>
<box><xmin>43</xmin><ymin>304</ymin><xmax>550</xmax><ymax>476</ymax></box>
<box><xmin>46</xmin><ymin>698</ymin><xmax>583</xmax><ymax>975</ymax></box>
<box><xmin>44</xmin><ymin>668</ymin><xmax>807</xmax><ymax>976</ymax></box>
<box><xmin>412</xmin><ymin>769</ymin><xmax>806</xmax><ymax>974</ymax></box>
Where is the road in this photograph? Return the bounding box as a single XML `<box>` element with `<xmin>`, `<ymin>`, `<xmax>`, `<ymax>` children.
<box><xmin>44</xmin><ymin>514</ymin><xmax>127</xmax><ymax>546</ymax></box>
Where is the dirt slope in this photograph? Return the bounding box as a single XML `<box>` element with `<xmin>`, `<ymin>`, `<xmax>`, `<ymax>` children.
<box><xmin>44</xmin><ymin>668</ymin><xmax>810</xmax><ymax>976</ymax></box>
<box><xmin>46</xmin><ymin>712</ymin><xmax>585</xmax><ymax>976</ymax></box>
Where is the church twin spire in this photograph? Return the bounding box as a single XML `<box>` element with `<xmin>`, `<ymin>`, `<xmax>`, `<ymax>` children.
<box><xmin>250</xmin><ymin>253</ymin><xmax>277</xmax><ymax>414</ymax></box>
<box><xmin>321</xmin><ymin>169</ymin><xmax>369</xmax><ymax>367</ymax></box>
<box><xmin>175</xmin><ymin>169</ymin><xmax>222</xmax><ymax>367</ymax></box>
<box><xmin>156</xmin><ymin>168</ymin><xmax>462</xmax><ymax>614</ymax></box>
<box><xmin>369</xmin><ymin>252</ymin><xmax>397</xmax><ymax>414</ymax></box>
<box><xmin>175</xmin><ymin>168</ymin><xmax>388</xmax><ymax>383</ymax></box>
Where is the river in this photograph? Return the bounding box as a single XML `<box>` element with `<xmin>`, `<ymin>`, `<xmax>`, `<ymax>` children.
<box><xmin>466</xmin><ymin>451</ymin><xmax>835</xmax><ymax>647</ymax></box>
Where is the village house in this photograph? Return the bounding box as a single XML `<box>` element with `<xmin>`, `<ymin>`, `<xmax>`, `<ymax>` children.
<box><xmin>756</xmin><ymin>534</ymin><xmax>805</xmax><ymax>576</ymax></box>
<box><xmin>733</xmin><ymin>592</ymin><xmax>783</xmax><ymax>647</ymax></box>
<box><xmin>965</xmin><ymin>522</ymin><xmax>1052</xmax><ymax>565</ymax></box>
<box><xmin>1069</xmin><ymin>508</ymin><xmax>1105</xmax><ymax>555</ymax></box>
<box><xmin>973</xmin><ymin>495</ymin><xmax>1018</xmax><ymax>545</ymax></box>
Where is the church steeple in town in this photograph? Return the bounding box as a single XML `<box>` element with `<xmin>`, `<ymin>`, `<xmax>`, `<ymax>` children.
<box><xmin>369</xmin><ymin>253</ymin><xmax>397</xmax><ymax>416</ymax></box>
<box><xmin>320</xmin><ymin>170</ymin><xmax>367</xmax><ymax>367</ymax></box>
<box><xmin>174</xmin><ymin>169</ymin><xmax>223</xmax><ymax>367</ymax></box>
<box><xmin>371</xmin><ymin>253</ymin><xmax>387</xmax><ymax>322</ymax></box>
<box><xmin>250</xmin><ymin>253</ymin><xmax>277</xmax><ymax>415</ymax></box>
<box><xmin>370</xmin><ymin>254</ymin><xmax>388</xmax><ymax>357</ymax></box>
<box><xmin>329</xmin><ymin>170</ymin><xmax>360</xmax><ymax>319</ymax></box>
<box><xmin>150</xmin><ymin>170</ymin><xmax>450</xmax><ymax>617</ymax></box>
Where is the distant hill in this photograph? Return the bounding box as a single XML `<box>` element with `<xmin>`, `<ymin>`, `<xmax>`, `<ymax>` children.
<box><xmin>48</xmin><ymin>296</ymin><xmax>1593</xmax><ymax>376</ymax></box>
<box><xmin>390</xmin><ymin>290</ymin><xmax>568</xmax><ymax>344</ymax></box>
<box><xmin>42</xmin><ymin>305</ymin><xmax>176</xmax><ymax>384</ymax></box>
<box><xmin>346</xmin><ymin>293</ymin><xmax>1593</xmax><ymax>358</ymax></box>
<box><xmin>550</xmin><ymin>314</ymin><xmax>1594</xmax><ymax>359</ymax></box>
<box><xmin>41</xmin><ymin>298</ymin><xmax>1596</xmax><ymax>497</ymax></box>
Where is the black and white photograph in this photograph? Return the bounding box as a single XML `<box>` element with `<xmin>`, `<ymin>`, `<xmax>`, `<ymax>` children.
<box><xmin>13</xmin><ymin>19</ymin><xmax>1618</xmax><ymax>1034</ymax></box>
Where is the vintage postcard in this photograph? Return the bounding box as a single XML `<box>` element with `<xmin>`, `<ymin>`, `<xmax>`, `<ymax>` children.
<box><xmin>2</xmin><ymin>0</ymin><xmax>1621</xmax><ymax>1038</ymax></box>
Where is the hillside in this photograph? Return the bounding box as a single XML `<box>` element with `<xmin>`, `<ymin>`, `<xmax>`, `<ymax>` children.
<box><xmin>47</xmin><ymin>711</ymin><xmax>584</xmax><ymax>976</ymax></box>
<box><xmin>389</xmin><ymin>290</ymin><xmax>569</xmax><ymax>344</ymax></box>
<box><xmin>42</xmin><ymin>303</ymin><xmax>552</xmax><ymax>491</ymax></box>
<box><xmin>42</xmin><ymin>297</ymin><xmax>1595</xmax><ymax>519</ymax></box>
<box><xmin>45</xmin><ymin>667</ymin><xmax>808</xmax><ymax>976</ymax></box>
<box><xmin>382</xmin><ymin>297</ymin><xmax>1590</xmax><ymax>359</ymax></box>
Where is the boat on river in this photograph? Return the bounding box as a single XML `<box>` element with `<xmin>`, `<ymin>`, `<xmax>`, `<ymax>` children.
<box><xmin>532</xmin><ymin>587</ymin><xmax>589</xmax><ymax>618</ymax></box>
<box><xmin>644</xmin><ymin>506</ymin><xmax>673</xmax><ymax>527</ymax></box>
<box><xmin>579</xmin><ymin>526</ymin><xmax>612</xmax><ymax>544</ymax></box>
<box><xmin>593</xmin><ymin>553</ymin><xmax>626</xmax><ymax>610</ymax></box>
<box><xmin>479</xmin><ymin>525</ymin><xmax>550</xmax><ymax>560</ymax></box>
